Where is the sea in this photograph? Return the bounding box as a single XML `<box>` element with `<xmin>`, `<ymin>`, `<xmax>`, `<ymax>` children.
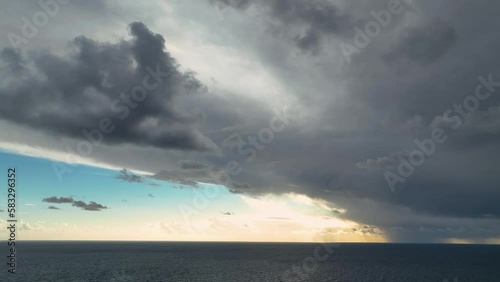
<box><xmin>2</xmin><ymin>242</ymin><xmax>500</xmax><ymax>281</ymax></box>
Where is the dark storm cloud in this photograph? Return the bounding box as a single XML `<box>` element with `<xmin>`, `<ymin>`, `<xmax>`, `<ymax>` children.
<box><xmin>0</xmin><ymin>48</ymin><xmax>25</xmax><ymax>74</ymax></box>
<box><xmin>2</xmin><ymin>0</ymin><xmax>500</xmax><ymax>243</ymax></box>
<box><xmin>432</xmin><ymin>106</ymin><xmax>500</xmax><ymax>136</ymax></box>
<box><xmin>384</xmin><ymin>20</ymin><xmax>458</xmax><ymax>65</ymax></box>
<box><xmin>151</xmin><ymin>168</ymin><xmax>213</xmax><ymax>187</ymax></box>
<box><xmin>222</xmin><ymin>134</ymin><xmax>243</xmax><ymax>149</ymax></box>
<box><xmin>355</xmin><ymin>151</ymin><xmax>409</xmax><ymax>171</ymax></box>
<box><xmin>212</xmin><ymin>0</ymin><xmax>251</xmax><ymax>10</ymax></box>
<box><xmin>396</xmin><ymin>180</ymin><xmax>500</xmax><ymax>219</ymax></box>
<box><xmin>43</xmin><ymin>196</ymin><xmax>75</xmax><ymax>204</ymax></box>
<box><xmin>198</xmin><ymin>1</ymin><xmax>500</xmax><ymax>239</ymax></box>
<box><xmin>179</xmin><ymin>160</ymin><xmax>209</xmax><ymax>170</ymax></box>
<box><xmin>48</xmin><ymin>206</ymin><xmax>61</xmax><ymax>210</ymax></box>
<box><xmin>72</xmin><ymin>200</ymin><xmax>108</xmax><ymax>211</ymax></box>
<box><xmin>265</xmin><ymin>0</ymin><xmax>353</xmax><ymax>52</ymax></box>
<box><xmin>211</xmin><ymin>0</ymin><xmax>354</xmax><ymax>52</ymax></box>
<box><xmin>231</xmin><ymin>182</ymin><xmax>251</xmax><ymax>190</ymax></box>
<box><xmin>0</xmin><ymin>22</ymin><xmax>216</xmax><ymax>152</ymax></box>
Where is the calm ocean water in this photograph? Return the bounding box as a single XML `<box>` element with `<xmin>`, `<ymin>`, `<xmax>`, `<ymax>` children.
<box><xmin>2</xmin><ymin>242</ymin><xmax>500</xmax><ymax>281</ymax></box>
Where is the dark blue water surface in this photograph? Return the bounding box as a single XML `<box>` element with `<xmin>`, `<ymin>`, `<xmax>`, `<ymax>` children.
<box><xmin>2</xmin><ymin>241</ymin><xmax>499</xmax><ymax>281</ymax></box>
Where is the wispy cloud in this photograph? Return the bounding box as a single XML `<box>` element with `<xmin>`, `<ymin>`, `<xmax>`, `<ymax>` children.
<box><xmin>116</xmin><ymin>169</ymin><xmax>144</xmax><ymax>183</ymax></box>
<box><xmin>42</xmin><ymin>196</ymin><xmax>108</xmax><ymax>211</ymax></box>
<box><xmin>72</xmin><ymin>201</ymin><xmax>108</xmax><ymax>211</ymax></box>
<box><xmin>43</xmin><ymin>196</ymin><xmax>75</xmax><ymax>204</ymax></box>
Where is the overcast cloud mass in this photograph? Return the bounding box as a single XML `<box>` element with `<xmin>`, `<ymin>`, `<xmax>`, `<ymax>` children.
<box><xmin>1</xmin><ymin>0</ymin><xmax>500</xmax><ymax>243</ymax></box>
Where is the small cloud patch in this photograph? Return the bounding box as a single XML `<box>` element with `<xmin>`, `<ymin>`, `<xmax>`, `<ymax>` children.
<box><xmin>42</xmin><ymin>196</ymin><xmax>108</xmax><ymax>211</ymax></box>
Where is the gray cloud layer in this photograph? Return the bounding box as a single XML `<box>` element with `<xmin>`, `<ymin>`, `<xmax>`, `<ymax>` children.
<box><xmin>72</xmin><ymin>200</ymin><xmax>108</xmax><ymax>211</ymax></box>
<box><xmin>214</xmin><ymin>0</ymin><xmax>355</xmax><ymax>53</ymax></box>
<box><xmin>0</xmin><ymin>22</ymin><xmax>215</xmax><ymax>152</ymax></box>
<box><xmin>43</xmin><ymin>196</ymin><xmax>107</xmax><ymax>211</ymax></box>
<box><xmin>3</xmin><ymin>0</ymin><xmax>500</xmax><ymax>242</ymax></box>
<box><xmin>43</xmin><ymin>196</ymin><xmax>75</xmax><ymax>204</ymax></box>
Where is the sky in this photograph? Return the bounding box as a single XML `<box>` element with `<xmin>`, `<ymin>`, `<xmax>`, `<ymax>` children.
<box><xmin>0</xmin><ymin>0</ymin><xmax>499</xmax><ymax>243</ymax></box>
